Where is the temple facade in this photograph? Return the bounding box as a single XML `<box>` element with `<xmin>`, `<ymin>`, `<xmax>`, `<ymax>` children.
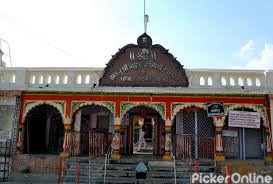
<box><xmin>1</xmin><ymin>33</ymin><xmax>273</xmax><ymax>174</ymax></box>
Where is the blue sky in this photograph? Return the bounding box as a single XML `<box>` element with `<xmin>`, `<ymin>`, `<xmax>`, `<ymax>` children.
<box><xmin>0</xmin><ymin>0</ymin><xmax>273</xmax><ymax>69</ymax></box>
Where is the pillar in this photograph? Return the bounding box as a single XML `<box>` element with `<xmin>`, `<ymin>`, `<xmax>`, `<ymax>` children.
<box><xmin>214</xmin><ymin>116</ymin><xmax>225</xmax><ymax>161</ymax></box>
<box><xmin>72</xmin><ymin>110</ymin><xmax>81</xmax><ymax>156</ymax></box>
<box><xmin>60</xmin><ymin>116</ymin><xmax>72</xmax><ymax>158</ymax></box>
<box><xmin>16</xmin><ymin>124</ymin><xmax>23</xmax><ymax>154</ymax></box>
<box><xmin>268</xmin><ymin>95</ymin><xmax>273</xmax><ymax>160</ymax></box>
<box><xmin>111</xmin><ymin>117</ymin><xmax>121</xmax><ymax>160</ymax></box>
<box><xmin>163</xmin><ymin>118</ymin><xmax>172</xmax><ymax>160</ymax></box>
<box><xmin>265</xmin><ymin>128</ymin><xmax>272</xmax><ymax>161</ymax></box>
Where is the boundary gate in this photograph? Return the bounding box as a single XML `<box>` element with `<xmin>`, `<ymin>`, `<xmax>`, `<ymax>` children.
<box><xmin>0</xmin><ymin>139</ymin><xmax>12</xmax><ymax>181</ymax></box>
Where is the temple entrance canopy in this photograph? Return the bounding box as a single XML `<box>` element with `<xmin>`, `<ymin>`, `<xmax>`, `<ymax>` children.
<box><xmin>99</xmin><ymin>33</ymin><xmax>189</xmax><ymax>87</ymax></box>
<box><xmin>120</xmin><ymin>105</ymin><xmax>165</xmax><ymax>156</ymax></box>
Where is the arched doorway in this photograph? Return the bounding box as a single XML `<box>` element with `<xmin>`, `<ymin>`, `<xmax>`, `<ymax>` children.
<box><xmin>23</xmin><ymin>104</ymin><xmax>64</xmax><ymax>154</ymax></box>
<box><xmin>72</xmin><ymin>104</ymin><xmax>114</xmax><ymax>156</ymax></box>
<box><xmin>223</xmin><ymin>108</ymin><xmax>265</xmax><ymax>160</ymax></box>
<box><xmin>173</xmin><ymin>106</ymin><xmax>215</xmax><ymax>159</ymax></box>
<box><xmin>121</xmin><ymin>105</ymin><xmax>165</xmax><ymax>156</ymax></box>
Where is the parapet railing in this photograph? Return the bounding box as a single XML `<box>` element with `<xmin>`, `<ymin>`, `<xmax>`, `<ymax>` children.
<box><xmin>1</xmin><ymin>67</ymin><xmax>273</xmax><ymax>93</ymax></box>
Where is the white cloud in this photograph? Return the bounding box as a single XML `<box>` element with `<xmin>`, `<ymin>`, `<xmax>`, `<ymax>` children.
<box><xmin>245</xmin><ymin>43</ymin><xmax>273</xmax><ymax>69</ymax></box>
<box><xmin>233</xmin><ymin>41</ymin><xmax>273</xmax><ymax>70</ymax></box>
<box><xmin>240</xmin><ymin>40</ymin><xmax>255</xmax><ymax>57</ymax></box>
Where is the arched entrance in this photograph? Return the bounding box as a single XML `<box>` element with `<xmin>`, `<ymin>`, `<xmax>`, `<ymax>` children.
<box><xmin>173</xmin><ymin>106</ymin><xmax>215</xmax><ymax>159</ymax></box>
<box><xmin>223</xmin><ymin>108</ymin><xmax>265</xmax><ymax>160</ymax></box>
<box><xmin>121</xmin><ymin>105</ymin><xmax>165</xmax><ymax>156</ymax></box>
<box><xmin>72</xmin><ymin>104</ymin><xmax>114</xmax><ymax>156</ymax></box>
<box><xmin>23</xmin><ymin>104</ymin><xmax>64</xmax><ymax>154</ymax></box>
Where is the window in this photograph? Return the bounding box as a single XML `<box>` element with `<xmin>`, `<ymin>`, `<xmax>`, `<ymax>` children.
<box><xmin>221</xmin><ymin>77</ymin><xmax>227</xmax><ymax>86</ymax></box>
<box><xmin>208</xmin><ymin>76</ymin><xmax>213</xmax><ymax>85</ymax></box>
<box><xmin>230</xmin><ymin>77</ymin><xmax>235</xmax><ymax>86</ymax></box>
<box><xmin>200</xmin><ymin>76</ymin><xmax>205</xmax><ymax>85</ymax></box>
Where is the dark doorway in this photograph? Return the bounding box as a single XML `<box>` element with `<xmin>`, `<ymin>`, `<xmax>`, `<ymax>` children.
<box><xmin>72</xmin><ymin>105</ymin><xmax>113</xmax><ymax>156</ymax></box>
<box><xmin>24</xmin><ymin>105</ymin><xmax>64</xmax><ymax>154</ymax></box>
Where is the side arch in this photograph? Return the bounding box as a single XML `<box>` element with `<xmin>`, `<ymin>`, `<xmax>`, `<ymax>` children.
<box><xmin>171</xmin><ymin>103</ymin><xmax>205</xmax><ymax>122</ymax></box>
<box><xmin>224</xmin><ymin>104</ymin><xmax>266</xmax><ymax>127</ymax></box>
<box><xmin>71</xmin><ymin>101</ymin><xmax>115</xmax><ymax>115</ymax></box>
<box><xmin>23</xmin><ymin>101</ymin><xmax>65</xmax><ymax>123</ymax></box>
<box><xmin>121</xmin><ymin>102</ymin><xmax>165</xmax><ymax>120</ymax></box>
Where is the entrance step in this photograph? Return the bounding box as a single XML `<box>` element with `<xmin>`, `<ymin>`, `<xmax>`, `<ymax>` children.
<box><xmin>2</xmin><ymin>174</ymin><xmax>56</xmax><ymax>184</ymax></box>
<box><xmin>62</xmin><ymin>155</ymin><xmax>215</xmax><ymax>184</ymax></box>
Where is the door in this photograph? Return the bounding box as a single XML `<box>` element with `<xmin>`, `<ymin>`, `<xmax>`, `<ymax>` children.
<box><xmin>179</xmin><ymin>110</ymin><xmax>215</xmax><ymax>159</ymax></box>
<box><xmin>223</xmin><ymin>127</ymin><xmax>265</xmax><ymax>160</ymax></box>
<box><xmin>127</xmin><ymin>115</ymin><xmax>160</xmax><ymax>155</ymax></box>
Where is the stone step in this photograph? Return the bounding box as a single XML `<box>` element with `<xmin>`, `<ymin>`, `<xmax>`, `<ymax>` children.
<box><xmin>2</xmin><ymin>174</ymin><xmax>56</xmax><ymax>184</ymax></box>
<box><xmin>65</xmin><ymin>169</ymin><xmax>213</xmax><ymax>179</ymax></box>
<box><xmin>67</xmin><ymin>162</ymin><xmax>214</xmax><ymax>171</ymax></box>
<box><xmin>62</xmin><ymin>156</ymin><xmax>216</xmax><ymax>184</ymax></box>
<box><xmin>63</xmin><ymin>176</ymin><xmax>191</xmax><ymax>184</ymax></box>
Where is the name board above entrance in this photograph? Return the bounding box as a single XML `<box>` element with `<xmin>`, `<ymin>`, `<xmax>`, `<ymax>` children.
<box><xmin>206</xmin><ymin>101</ymin><xmax>224</xmax><ymax>117</ymax></box>
<box><xmin>99</xmin><ymin>33</ymin><xmax>189</xmax><ymax>87</ymax></box>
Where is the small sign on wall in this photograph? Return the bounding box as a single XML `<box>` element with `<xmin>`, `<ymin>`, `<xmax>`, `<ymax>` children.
<box><xmin>206</xmin><ymin>101</ymin><xmax>224</xmax><ymax>117</ymax></box>
<box><xmin>228</xmin><ymin>110</ymin><xmax>261</xmax><ymax>129</ymax></box>
<box><xmin>222</xmin><ymin>130</ymin><xmax>238</xmax><ymax>137</ymax></box>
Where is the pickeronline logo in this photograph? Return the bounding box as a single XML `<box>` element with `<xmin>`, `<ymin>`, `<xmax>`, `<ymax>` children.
<box><xmin>192</xmin><ymin>173</ymin><xmax>273</xmax><ymax>184</ymax></box>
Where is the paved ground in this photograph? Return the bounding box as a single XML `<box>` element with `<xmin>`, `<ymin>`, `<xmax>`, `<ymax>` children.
<box><xmin>2</xmin><ymin>173</ymin><xmax>57</xmax><ymax>184</ymax></box>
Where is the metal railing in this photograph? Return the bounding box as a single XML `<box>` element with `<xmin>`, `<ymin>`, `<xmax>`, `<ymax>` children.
<box><xmin>175</xmin><ymin>134</ymin><xmax>192</xmax><ymax>162</ymax></box>
<box><xmin>89</xmin><ymin>131</ymin><xmax>111</xmax><ymax>159</ymax></box>
<box><xmin>66</xmin><ymin>130</ymin><xmax>111</xmax><ymax>157</ymax></box>
<box><xmin>197</xmin><ymin>136</ymin><xmax>215</xmax><ymax>159</ymax></box>
<box><xmin>76</xmin><ymin>160</ymin><xmax>80</xmax><ymax>184</ymax></box>
<box><xmin>0</xmin><ymin>139</ymin><xmax>12</xmax><ymax>182</ymax></box>
<box><xmin>56</xmin><ymin>157</ymin><xmax>67</xmax><ymax>184</ymax></box>
<box><xmin>171</xmin><ymin>151</ymin><xmax>177</xmax><ymax>184</ymax></box>
<box><xmin>103</xmin><ymin>141</ymin><xmax>113</xmax><ymax>184</ymax></box>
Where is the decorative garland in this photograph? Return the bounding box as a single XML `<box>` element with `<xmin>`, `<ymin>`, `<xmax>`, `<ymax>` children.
<box><xmin>120</xmin><ymin>102</ymin><xmax>166</xmax><ymax>120</ymax></box>
<box><xmin>71</xmin><ymin>101</ymin><xmax>115</xmax><ymax>115</ymax></box>
<box><xmin>22</xmin><ymin>100</ymin><xmax>65</xmax><ymax>123</ymax></box>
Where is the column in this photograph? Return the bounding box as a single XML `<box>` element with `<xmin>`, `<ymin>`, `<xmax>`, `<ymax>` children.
<box><xmin>16</xmin><ymin>124</ymin><xmax>23</xmax><ymax>154</ymax></box>
<box><xmin>111</xmin><ymin>117</ymin><xmax>121</xmax><ymax>160</ymax></box>
<box><xmin>267</xmin><ymin>94</ymin><xmax>273</xmax><ymax>160</ymax></box>
<box><xmin>214</xmin><ymin>116</ymin><xmax>225</xmax><ymax>161</ymax></box>
<box><xmin>163</xmin><ymin>118</ymin><xmax>172</xmax><ymax>160</ymax></box>
<box><xmin>72</xmin><ymin>110</ymin><xmax>81</xmax><ymax>156</ymax></box>
<box><xmin>265</xmin><ymin>127</ymin><xmax>272</xmax><ymax>161</ymax></box>
<box><xmin>60</xmin><ymin>116</ymin><xmax>72</xmax><ymax>158</ymax></box>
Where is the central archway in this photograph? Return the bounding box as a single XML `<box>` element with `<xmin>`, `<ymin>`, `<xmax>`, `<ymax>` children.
<box><xmin>120</xmin><ymin>105</ymin><xmax>165</xmax><ymax>156</ymax></box>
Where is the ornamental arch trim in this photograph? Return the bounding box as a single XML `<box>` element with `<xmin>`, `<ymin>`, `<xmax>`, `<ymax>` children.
<box><xmin>120</xmin><ymin>102</ymin><xmax>165</xmax><ymax>120</ymax></box>
<box><xmin>22</xmin><ymin>100</ymin><xmax>65</xmax><ymax>123</ymax></box>
<box><xmin>71</xmin><ymin>101</ymin><xmax>115</xmax><ymax>115</ymax></box>
<box><xmin>171</xmin><ymin>103</ymin><xmax>205</xmax><ymax>122</ymax></box>
<box><xmin>224</xmin><ymin>104</ymin><xmax>267</xmax><ymax>127</ymax></box>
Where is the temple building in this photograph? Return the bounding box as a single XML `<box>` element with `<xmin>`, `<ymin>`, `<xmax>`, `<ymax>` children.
<box><xmin>0</xmin><ymin>33</ymin><xmax>273</xmax><ymax>177</ymax></box>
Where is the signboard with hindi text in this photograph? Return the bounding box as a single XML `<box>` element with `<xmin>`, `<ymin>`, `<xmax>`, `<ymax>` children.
<box><xmin>228</xmin><ymin>110</ymin><xmax>261</xmax><ymax>129</ymax></box>
<box><xmin>206</xmin><ymin>101</ymin><xmax>224</xmax><ymax>117</ymax></box>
